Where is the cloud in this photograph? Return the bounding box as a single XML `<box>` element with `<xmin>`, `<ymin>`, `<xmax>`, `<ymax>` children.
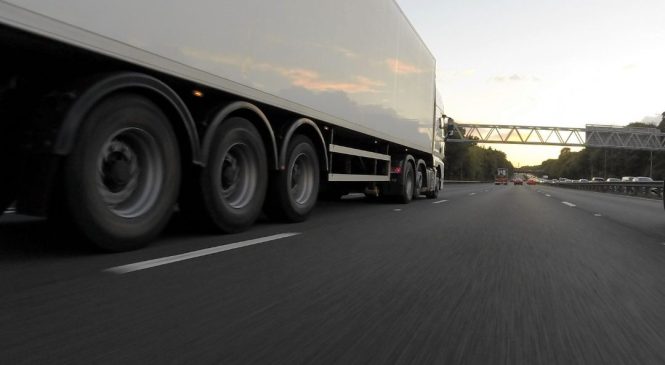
<box><xmin>439</xmin><ymin>68</ymin><xmax>475</xmax><ymax>81</ymax></box>
<box><xmin>332</xmin><ymin>46</ymin><xmax>358</xmax><ymax>59</ymax></box>
<box><xmin>491</xmin><ymin>74</ymin><xmax>541</xmax><ymax>83</ymax></box>
<box><xmin>386</xmin><ymin>58</ymin><xmax>424</xmax><ymax>74</ymax></box>
<box><xmin>182</xmin><ymin>47</ymin><xmax>383</xmax><ymax>93</ymax></box>
<box><xmin>290</xmin><ymin>73</ymin><xmax>384</xmax><ymax>93</ymax></box>
<box><xmin>638</xmin><ymin>114</ymin><xmax>661</xmax><ymax>125</ymax></box>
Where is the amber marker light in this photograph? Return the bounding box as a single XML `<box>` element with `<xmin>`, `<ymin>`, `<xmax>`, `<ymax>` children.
<box><xmin>192</xmin><ymin>90</ymin><xmax>204</xmax><ymax>97</ymax></box>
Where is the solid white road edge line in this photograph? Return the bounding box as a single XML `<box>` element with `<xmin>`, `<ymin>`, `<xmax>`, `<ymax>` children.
<box><xmin>562</xmin><ymin>201</ymin><xmax>576</xmax><ymax>207</ymax></box>
<box><xmin>433</xmin><ymin>200</ymin><xmax>449</xmax><ymax>204</ymax></box>
<box><xmin>105</xmin><ymin>233</ymin><xmax>301</xmax><ymax>274</ymax></box>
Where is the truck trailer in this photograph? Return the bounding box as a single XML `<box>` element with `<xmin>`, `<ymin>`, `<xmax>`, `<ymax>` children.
<box><xmin>0</xmin><ymin>0</ymin><xmax>446</xmax><ymax>251</ymax></box>
<box><xmin>494</xmin><ymin>168</ymin><xmax>508</xmax><ymax>185</ymax></box>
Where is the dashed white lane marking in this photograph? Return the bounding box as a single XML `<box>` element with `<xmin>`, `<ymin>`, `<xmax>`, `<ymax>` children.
<box><xmin>469</xmin><ymin>193</ymin><xmax>476</xmax><ymax>196</ymax></box>
<box><xmin>594</xmin><ymin>213</ymin><xmax>602</xmax><ymax>217</ymax></box>
<box><xmin>105</xmin><ymin>233</ymin><xmax>300</xmax><ymax>274</ymax></box>
<box><xmin>393</xmin><ymin>208</ymin><xmax>402</xmax><ymax>212</ymax></box>
<box><xmin>545</xmin><ymin>194</ymin><xmax>551</xmax><ymax>197</ymax></box>
<box><xmin>562</xmin><ymin>201</ymin><xmax>576</xmax><ymax>207</ymax></box>
<box><xmin>433</xmin><ymin>200</ymin><xmax>448</xmax><ymax>204</ymax></box>
<box><xmin>3</xmin><ymin>209</ymin><xmax>16</xmax><ymax>215</ymax></box>
<box><xmin>484</xmin><ymin>190</ymin><xmax>489</xmax><ymax>192</ymax></box>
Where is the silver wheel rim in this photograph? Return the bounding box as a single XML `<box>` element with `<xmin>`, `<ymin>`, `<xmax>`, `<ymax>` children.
<box><xmin>289</xmin><ymin>152</ymin><xmax>314</xmax><ymax>205</ymax></box>
<box><xmin>96</xmin><ymin>127</ymin><xmax>163</xmax><ymax>218</ymax></box>
<box><xmin>219</xmin><ymin>142</ymin><xmax>257</xmax><ymax>209</ymax></box>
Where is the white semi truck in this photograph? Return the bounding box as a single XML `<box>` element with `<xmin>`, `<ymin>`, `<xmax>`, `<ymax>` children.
<box><xmin>0</xmin><ymin>0</ymin><xmax>446</xmax><ymax>251</ymax></box>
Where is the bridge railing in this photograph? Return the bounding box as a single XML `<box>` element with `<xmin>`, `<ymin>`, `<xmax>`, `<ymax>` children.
<box><xmin>547</xmin><ymin>181</ymin><xmax>664</xmax><ymax>199</ymax></box>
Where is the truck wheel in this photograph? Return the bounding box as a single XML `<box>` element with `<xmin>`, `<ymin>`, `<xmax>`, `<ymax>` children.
<box><xmin>0</xmin><ymin>189</ymin><xmax>14</xmax><ymax>217</ymax></box>
<box><xmin>201</xmin><ymin>117</ymin><xmax>267</xmax><ymax>232</ymax></box>
<box><xmin>415</xmin><ymin>166</ymin><xmax>425</xmax><ymax>199</ymax></box>
<box><xmin>426</xmin><ymin>175</ymin><xmax>440</xmax><ymax>199</ymax></box>
<box><xmin>63</xmin><ymin>94</ymin><xmax>181</xmax><ymax>251</ymax></box>
<box><xmin>265</xmin><ymin>135</ymin><xmax>319</xmax><ymax>222</ymax></box>
<box><xmin>399</xmin><ymin>162</ymin><xmax>415</xmax><ymax>204</ymax></box>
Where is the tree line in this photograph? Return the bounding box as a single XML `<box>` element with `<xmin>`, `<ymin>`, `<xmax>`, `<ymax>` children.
<box><xmin>523</xmin><ymin>120</ymin><xmax>665</xmax><ymax>180</ymax></box>
<box><xmin>444</xmin><ymin>116</ymin><xmax>665</xmax><ymax>181</ymax></box>
<box><xmin>444</xmin><ymin>141</ymin><xmax>513</xmax><ymax>181</ymax></box>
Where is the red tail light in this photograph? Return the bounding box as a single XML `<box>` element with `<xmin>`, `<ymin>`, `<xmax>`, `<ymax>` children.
<box><xmin>391</xmin><ymin>166</ymin><xmax>402</xmax><ymax>174</ymax></box>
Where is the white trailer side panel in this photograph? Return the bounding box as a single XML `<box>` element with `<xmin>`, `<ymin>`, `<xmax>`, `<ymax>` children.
<box><xmin>0</xmin><ymin>0</ymin><xmax>436</xmax><ymax>153</ymax></box>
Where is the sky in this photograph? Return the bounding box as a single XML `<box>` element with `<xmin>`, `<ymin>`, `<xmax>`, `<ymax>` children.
<box><xmin>395</xmin><ymin>0</ymin><xmax>665</xmax><ymax>166</ymax></box>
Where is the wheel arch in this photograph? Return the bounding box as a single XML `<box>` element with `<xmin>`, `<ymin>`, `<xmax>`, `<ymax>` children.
<box><xmin>279</xmin><ymin>118</ymin><xmax>328</xmax><ymax>171</ymax></box>
<box><xmin>53</xmin><ymin>72</ymin><xmax>201</xmax><ymax>165</ymax></box>
<box><xmin>433</xmin><ymin>156</ymin><xmax>445</xmax><ymax>188</ymax></box>
<box><xmin>433</xmin><ymin>156</ymin><xmax>444</xmax><ymax>173</ymax></box>
<box><xmin>416</xmin><ymin>159</ymin><xmax>428</xmax><ymax>174</ymax></box>
<box><xmin>395</xmin><ymin>154</ymin><xmax>416</xmax><ymax>186</ymax></box>
<box><xmin>201</xmin><ymin>101</ymin><xmax>279</xmax><ymax>170</ymax></box>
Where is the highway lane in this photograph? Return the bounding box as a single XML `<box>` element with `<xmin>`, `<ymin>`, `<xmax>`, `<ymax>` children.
<box><xmin>1</xmin><ymin>183</ymin><xmax>665</xmax><ymax>364</ymax></box>
<box><xmin>534</xmin><ymin>184</ymin><xmax>665</xmax><ymax>241</ymax></box>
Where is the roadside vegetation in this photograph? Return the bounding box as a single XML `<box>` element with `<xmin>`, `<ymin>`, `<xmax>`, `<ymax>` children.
<box><xmin>444</xmin><ymin>142</ymin><xmax>513</xmax><ymax>181</ymax></box>
<box><xmin>524</xmin><ymin>121</ymin><xmax>665</xmax><ymax>180</ymax></box>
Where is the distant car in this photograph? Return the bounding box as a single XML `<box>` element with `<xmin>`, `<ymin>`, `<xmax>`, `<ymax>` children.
<box><xmin>591</xmin><ymin>177</ymin><xmax>604</xmax><ymax>182</ymax></box>
<box><xmin>606</xmin><ymin>178</ymin><xmax>620</xmax><ymax>182</ymax></box>
<box><xmin>579</xmin><ymin>179</ymin><xmax>589</xmax><ymax>183</ymax></box>
<box><xmin>633</xmin><ymin>177</ymin><xmax>653</xmax><ymax>182</ymax></box>
<box><xmin>621</xmin><ymin>176</ymin><xmax>635</xmax><ymax>182</ymax></box>
<box><xmin>513</xmin><ymin>178</ymin><xmax>523</xmax><ymax>185</ymax></box>
<box><xmin>526</xmin><ymin>178</ymin><xmax>537</xmax><ymax>185</ymax></box>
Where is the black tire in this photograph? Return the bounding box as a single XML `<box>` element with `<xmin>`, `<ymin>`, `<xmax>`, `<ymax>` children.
<box><xmin>0</xmin><ymin>98</ymin><xmax>23</xmax><ymax>217</ymax></box>
<box><xmin>399</xmin><ymin>162</ymin><xmax>415</xmax><ymax>204</ymax></box>
<box><xmin>426</xmin><ymin>175</ymin><xmax>440</xmax><ymax>199</ymax></box>
<box><xmin>0</xmin><ymin>166</ymin><xmax>17</xmax><ymax>217</ymax></box>
<box><xmin>0</xmin><ymin>195</ymin><xmax>13</xmax><ymax>217</ymax></box>
<box><xmin>265</xmin><ymin>135</ymin><xmax>320</xmax><ymax>222</ymax></box>
<box><xmin>414</xmin><ymin>165</ymin><xmax>425</xmax><ymax>199</ymax></box>
<box><xmin>63</xmin><ymin>94</ymin><xmax>181</xmax><ymax>251</ymax></box>
<box><xmin>200</xmin><ymin>117</ymin><xmax>268</xmax><ymax>233</ymax></box>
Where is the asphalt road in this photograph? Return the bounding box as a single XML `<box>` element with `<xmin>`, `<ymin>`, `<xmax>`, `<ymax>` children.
<box><xmin>2</xmin><ymin>183</ymin><xmax>665</xmax><ymax>364</ymax></box>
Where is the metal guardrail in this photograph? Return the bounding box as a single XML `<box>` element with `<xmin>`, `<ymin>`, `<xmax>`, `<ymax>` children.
<box><xmin>548</xmin><ymin>181</ymin><xmax>664</xmax><ymax>199</ymax></box>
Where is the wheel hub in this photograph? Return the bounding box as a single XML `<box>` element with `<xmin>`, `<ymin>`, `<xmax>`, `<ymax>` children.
<box><xmin>291</xmin><ymin>162</ymin><xmax>301</xmax><ymax>189</ymax></box>
<box><xmin>96</xmin><ymin>128</ymin><xmax>162</xmax><ymax>218</ymax></box>
<box><xmin>289</xmin><ymin>153</ymin><xmax>313</xmax><ymax>205</ymax></box>
<box><xmin>102</xmin><ymin>152</ymin><xmax>132</xmax><ymax>192</ymax></box>
<box><xmin>222</xmin><ymin>154</ymin><xmax>239</xmax><ymax>192</ymax></box>
<box><xmin>101</xmin><ymin>141</ymin><xmax>138</xmax><ymax>193</ymax></box>
<box><xmin>218</xmin><ymin>143</ymin><xmax>256</xmax><ymax>208</ymax></box>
